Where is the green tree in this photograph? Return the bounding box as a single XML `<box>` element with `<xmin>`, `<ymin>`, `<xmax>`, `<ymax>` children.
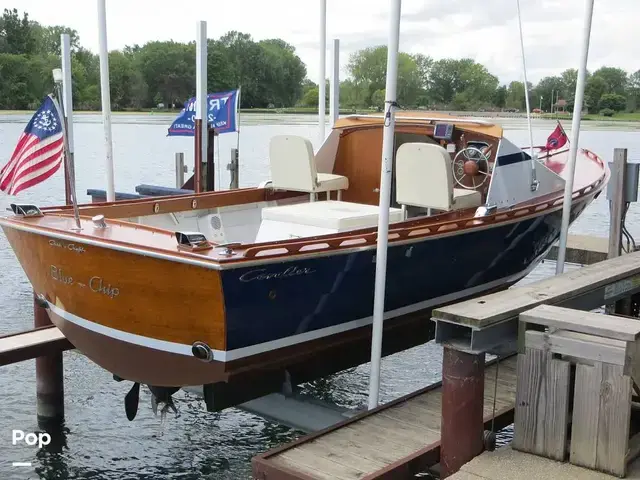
<box><xmin>136</xmin><ymin>40</ymin><xmax>195</xmax><ymax>107</ymax></box>
<box><xmin>371</xmin><ymin>89</ymin><xmax>385</xmax><ymax>110</ymax></box>
<box><xmin>0</xmin><ymin>8</ymin><xmax>36</xmax><ymax>55</ymax></box>
<box><xmin>592</xmin><ymin>67</ymin><xmax>628</xmax><ymax>96</ymax></box>
<box><xmin>301</xmin><ymin>86</ymin><xmax>319</xmax><ymax>107</ymax></box>
<box><xmin>534</xmin><ymin>76</ymin><xmax>564</xmax><ymax>111</ymax></box>
<box><xmin>628</xmin><ymin>70</ymin><xmax>640</xmax><ymax>111</ymax></box>
<box><xmin>584</xmin><ymin>75</ymin><xmax>607</xmax><ymax>110</ymax></box>
<box><xmin>598</xmin><ymin>93</ymin><xmax>627</xmax><ymax>112</ymax></box>
<box><xmin>32</xmin><ymin>25</ymin><xmax>80</xmax><ymax>56</ymax></box>
<box><xmin>426</xmin><ymin>58</ymin><xmax>497</xmax><ymax>107</ymax></box>
<box><xmin>339</xmin><ymin>79</ymin><xmax>368</xmax><ymax>109</ymax></box>
<box><xmin>347</xmin><ymin>46</ymin><xmax>424</xmax><ymax>107</ymax></box>
<box><xmin>492</xmin><ymin>85</ymin><xmax>507</xmax><ymax>108</ymax></box>
<box><xmin>505</xmin><ymin>81</ymin><xmax>525</xmax><ymax>110</ymax></box>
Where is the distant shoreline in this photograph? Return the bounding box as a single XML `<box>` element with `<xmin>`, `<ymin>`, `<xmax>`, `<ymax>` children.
<box><xmin>1</xmin><ymin>108</ymin><xmax>639</xmax><ymax>123</ymax></box>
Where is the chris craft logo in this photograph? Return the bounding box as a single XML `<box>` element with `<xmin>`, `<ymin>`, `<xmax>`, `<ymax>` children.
<box><xmin>239</xmin><ymin>266</ymin><xmax>315</xmax><ymax>282</ymax></box>
<box><xmin>10</xmin><ymin>429</ymin><xmax>51</xmax><ymax>467</ymax></box>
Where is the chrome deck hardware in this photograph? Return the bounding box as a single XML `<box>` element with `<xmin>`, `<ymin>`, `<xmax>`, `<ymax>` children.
<box><xmin>92</xmin><ymin>214</ymin><xmax>107</xmax><ymax>228</ymax></box>
<box><xmin>175</xmin><ymin>231</ymin><xmax>213</xmax><ymax>251</ymax></box>
<box><xmin>9</xmin><ymin>203</ymin><xmax>43</xmax><ymax>217</ymax></box>
<box><xmin>215</xmin><ymin>242</ymin><xmax>242</xmax><ymax>256</ymax></box>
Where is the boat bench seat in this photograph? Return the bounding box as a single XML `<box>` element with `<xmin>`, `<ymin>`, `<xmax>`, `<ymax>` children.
<box><xmin>261</xmin><ymin>200</ymin><xmax>404</xmax><ymax>231</ymax></box>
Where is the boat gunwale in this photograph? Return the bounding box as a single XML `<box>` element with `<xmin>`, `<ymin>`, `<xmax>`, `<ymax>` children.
<box><xmin>0</xmin><ymin>165</ymin><xmax>608</xmax><ymax>270</ymax></box>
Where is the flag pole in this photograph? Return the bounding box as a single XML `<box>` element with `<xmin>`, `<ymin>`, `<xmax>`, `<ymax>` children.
<box><xmin>51</xmin><ymin>86</ymin><xmax>81</xmax><ymax>231</ymax></box>
<box><xmin>556</xmin><ymin>0</ymin><xmax>595</xmax><ymax>274</ymax></box>
<box><xmin>234</xmin><ymin>86</ymin><xmax>241</xmax><ymax>189</ymax></box>
<box><xmin>194</xmin><ymin>20</ymin><xmax>207</xmax><ymax>194</ymax></box>
<box><xmin>60</xmin><ymin>33</ymin><xmax>75</xmax><ymax>207</ymax></box>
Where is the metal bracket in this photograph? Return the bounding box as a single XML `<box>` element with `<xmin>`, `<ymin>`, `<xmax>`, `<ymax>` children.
<box><xmin>434</xmin><ymin>272</ymin><xmax>640</xmax><ymax>354</ymax></box>
<box><xmin>9</xmin><ymin>203</ymin><xmax>43</xmax><ymax>217</ymax></box>
<box><xmin>175</xmin><ymin>231</ymin><xmax>213</xmax><ymax>251</ymax></box>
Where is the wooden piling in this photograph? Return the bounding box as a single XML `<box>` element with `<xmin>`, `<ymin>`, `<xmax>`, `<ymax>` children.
<box><xmin>34</xmin><ymin>294</ymin><xmax>64</xmax><ymax>425</ymax></box>
<box><xmin>206</xmin><ymin>127</ymin><xmax>216</xmax><ymax>191</ymax></box>
<box><xmin>193</xmin><ymin>118</ymin><xmax>202</xmax><ymax>193</ymax></box>
<box><xmin>441</xmin><ymin>347</ymin><xmax>485</xmax><ymax>478</ymax></box>
<box><xmin>608</xmin><ymin>148</ymin><xmax>631</xmax><ymax>315</ymax></box>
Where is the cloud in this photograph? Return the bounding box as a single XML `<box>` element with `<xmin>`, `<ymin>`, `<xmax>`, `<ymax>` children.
<box><xmin>11</xmin><ymin>0</ymin><xmax>640</xmax><ymax>86</ymax></box>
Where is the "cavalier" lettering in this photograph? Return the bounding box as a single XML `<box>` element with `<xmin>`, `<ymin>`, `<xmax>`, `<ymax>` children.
<box><xmin>239</xmin><ymin>266</ymin><xmax>315</xmax><ymax>282</ymax></box>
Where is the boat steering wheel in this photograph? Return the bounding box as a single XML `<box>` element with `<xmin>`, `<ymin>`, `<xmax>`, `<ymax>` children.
<box><xmin>452</xmin><ymin>147</ymin><xmax>491</xmax><ymax>190</ymax></box>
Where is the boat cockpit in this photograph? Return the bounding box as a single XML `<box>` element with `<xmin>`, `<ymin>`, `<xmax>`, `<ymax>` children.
<box><xmin>66</xmin><ymin>113</ymin><xmax>565</xmax><ymax>252</ymax></box>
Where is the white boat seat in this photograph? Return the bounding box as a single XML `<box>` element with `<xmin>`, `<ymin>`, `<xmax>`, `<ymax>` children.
<box><xmin>268</xmin><ymin>135</ymin><xmax>348</xmax><ymax>200</ymax></box>
<box><xmin>261</xmin><ymin>200</ymin><xmax>404</xmax><ymax>231</ymax></box>
<box><xmin>395</xmin><ymin>142</ymin><xmax>482</xmax><ymax>212</ymax></box>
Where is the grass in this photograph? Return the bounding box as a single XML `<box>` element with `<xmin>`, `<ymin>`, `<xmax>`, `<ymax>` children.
<box><xmin>2</xmin><ymin>107</ymin><xmax>640</xmax><ymax>122</ymax></box>
<box><xmin>541</xmin><ymin>112</ymin><xmax>640</xmax><ymax>122</ymax></box>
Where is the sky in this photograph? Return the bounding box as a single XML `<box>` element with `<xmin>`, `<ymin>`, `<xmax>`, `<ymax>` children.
<box><xmin>10</xmin><ymin>0</ymin><xmax>640</xmax><ymax>85</ymax></box>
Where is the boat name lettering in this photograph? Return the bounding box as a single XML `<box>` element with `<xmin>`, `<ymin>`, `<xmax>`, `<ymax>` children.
<box><xmin>239</xmin><ymin>266</ymin><xmax>315</xmax><ymax>282</ymax></box>
<box><xmin>49</xmin><ymin>239</ymin><xmax>85</xmax><ymax>253</ymax></box>
<box><xmin>50</xmin><ymin>265</ymin><xmax>73</xmax><ymax>285</ymax></box>
<box><xmin>89</xmin><ymin>276</ymin><xmax>120</xmax><ymax>299</ymax></box>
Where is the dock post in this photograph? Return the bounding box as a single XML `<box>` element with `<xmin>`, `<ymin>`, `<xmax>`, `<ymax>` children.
<box><xmin>607</xmin><ymin>148</ymin><xmax>630</xmax><ymax>315</ymax></box>
<box><xmin>175</xmin><ymin>152</ymin><xmax>185</xmax><ymax>188</ymax></box>
<box><xmin>34</xmin><ymin>294</ymin><xmax>64</xmax><ymax>426</ymax></box>
<box><xmin>441</xmin><ymin>347</ymin><xmax>485</xmax><ymax>478</ymax></box>
<box><xmin>229</xmin><ymin>148</ymin><xmax>239</xmax><ymax>189</ymax></box>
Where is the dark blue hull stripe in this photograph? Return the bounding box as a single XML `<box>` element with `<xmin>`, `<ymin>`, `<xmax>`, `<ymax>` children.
<box><xmin>221</xmin><ymin>201</ymin><xmax>588</xmax><ymax>353</ymax></box>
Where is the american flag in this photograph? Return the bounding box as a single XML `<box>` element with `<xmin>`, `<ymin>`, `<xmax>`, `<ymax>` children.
<box><xmin>0</xmin><ymin>95</ymin><xmax>65</xmax><ymax>196</ymax></box>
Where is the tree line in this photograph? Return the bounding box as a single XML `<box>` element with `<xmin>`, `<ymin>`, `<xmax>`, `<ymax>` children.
<box><xmin>300</xmin><ymin>46</ymin><xmax>639</xmax><ymax>116</ymax></box>
<box><xmin>1</xmin><ymin>8</ymin><xmax>639</xmax><ymax>115</ymax></box>
<box><xmin>0</xmin><ymin>8</ymin><xmax>307</xmax><ymax>110</ymax></box>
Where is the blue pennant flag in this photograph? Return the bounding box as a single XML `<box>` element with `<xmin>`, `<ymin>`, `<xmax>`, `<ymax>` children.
<box><xmin>167</xmin><ymin>89</ymin><xmax>239</xmax><ymax>136</ymax></box>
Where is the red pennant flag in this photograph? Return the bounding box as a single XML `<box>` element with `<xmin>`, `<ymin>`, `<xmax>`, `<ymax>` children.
<box><xmin>541</xmin><ymin>122</ymin><xmax>569</xmax><ymax>151</ymax></box>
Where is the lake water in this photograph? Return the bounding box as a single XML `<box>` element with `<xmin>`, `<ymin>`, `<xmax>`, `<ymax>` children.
<box><xmin>0</xmin><ymin>113</ymin><xmax>639</xmax><ymax>479</ymax></box>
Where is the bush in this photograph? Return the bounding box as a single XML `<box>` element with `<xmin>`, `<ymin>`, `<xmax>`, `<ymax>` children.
<box><xmin>599</xmin><ymin>93</ymin><xmax>627</xmax><ymax>112</ymax></box>
<box><xmin>600</xmin><ymin>108</ymin><xmax>615</xmax><ymax>117</ymax></box>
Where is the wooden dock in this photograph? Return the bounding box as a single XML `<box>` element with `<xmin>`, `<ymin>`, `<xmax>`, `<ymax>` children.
<box><xmin>448</xmin><ymin>445</ymin><xmax>640</xmax><ymax>480</ymax></box>
<box><xmin>0</xmin><ymin>325</ymin><xmax>73</xmax><ymax>366</ymax></box>
<box><xmin>252</xmin><ymin>356</ymin><xmax>517</xmax><ymax>480</ymax></box>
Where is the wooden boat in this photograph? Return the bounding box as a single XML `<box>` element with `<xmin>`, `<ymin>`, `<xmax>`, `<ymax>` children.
<box><xmin>0</xmin><ymin>113</ymin><xmax>607</xmax><ymax>403</ymax></box>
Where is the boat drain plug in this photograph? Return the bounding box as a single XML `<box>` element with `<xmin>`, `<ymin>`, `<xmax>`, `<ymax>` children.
<box><xmin>191</xmin><ymin>341</ymin><xmax>214</xmax><ymax>362</ymax></box>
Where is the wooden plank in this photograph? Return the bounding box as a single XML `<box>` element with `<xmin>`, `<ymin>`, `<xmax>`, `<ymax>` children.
<box><xmin>0</xmin><ymin>327</ymin><xmax>66</xmax><ymax>353</ymax></box>
<box><xmin>525</xmin><ymin>330</ymin><xmax>627</xmax><ymax>366</ymax></box>
<box><xmin>313</xmin><ymin>428</ymin><xmax>414</xmax><ymax>465</ymax></box>
<box><xmin>344</xmin><ymin>422</ymin><xmax>423</xmax><ymax>455</ymax></box>
<box><xmin>294</xmin><ymin>439</ymin><xmax>387</xmax><ymax>475</ymax></box>
<box><xmin>570</xmin><ymin>362</ymin><xmax>632</xmax><ymax>477</ymax></box>
<box><xmin>278</xmin><ymin>447</ymin><xmax>367</xmax><ymax>480</ymax></box>
<box><xmin>571</xmin><ymin>362</ymin><xmax>601</xmax><ymax>469</ymax></box>
<box><xmin>432</xmin><ymin>249</ymin><xmax>640</xmax><ymax>328</ymax></box>
<box><xmin>520</xmin><ymin>304</ymin><xmax>640</xmax><ymax>341</ymax></box>
<box><xmin>513</xmin><ymin>349</ymin><xmax>570</xmax><ymax>461</ymax></box>
<box><xmin>596</xmin><ymin>363</ymin><xmax>632</xmax><ymax>477</ymax></box>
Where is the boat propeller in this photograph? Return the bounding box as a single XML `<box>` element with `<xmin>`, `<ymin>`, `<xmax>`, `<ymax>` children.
<box><xmin>113</xmin><ymin>375</ymin><xmax>180</xmax><ymax>421</ymax></box>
